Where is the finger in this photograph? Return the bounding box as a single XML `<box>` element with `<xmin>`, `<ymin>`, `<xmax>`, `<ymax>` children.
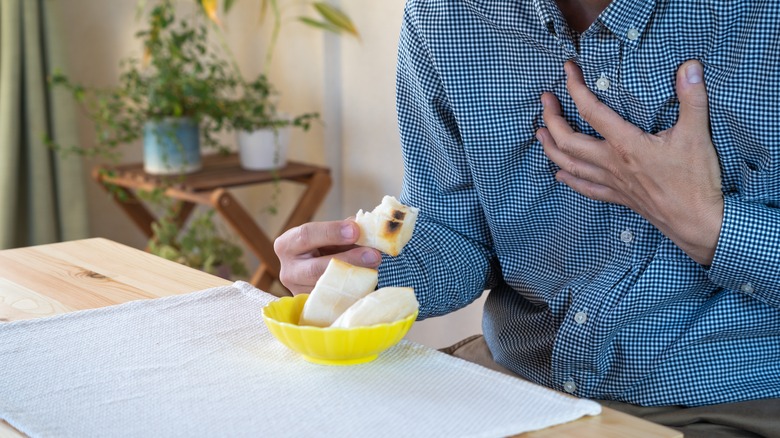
<box><xmin>274</xmin><ymin>220</ymin><xmax>360</xmax><ymax>258</ymax></box>
<box><xmin>541</xmin><ymin>92</ymin><xmax>606</xmax><ymax>160</ymax></box>
<box><xmin>537</xmin><ymin>127</ymin><xmax>609</xmax><ymax>183</ymax></box>
<box><xmin>675</xmin><ymin>60</ymin><xmax>710</xmax><ymax>135</ymax></box>
<box><xmin>555</xmin><ymin>169</ymin><xmax>625</xmax><ymax>205</ymax></box>
<box><xmin>564</xmin><ymin>61</ymin><xmax>645</xmax><ymax>141</ymax></box>
<box><xmin>541</xmin><ymin>92</ymin><xmax>575</xmax><ymax>138</ymax></box>
<box><xmin>542</xmin><ymin>90</ymin><xmax>619</xmax><ymax>167</ymax></box>
<box><xmin>279</xmin><ymin>247</ymin><xmax>382</xmax><ymax>295</ymax></box>
<box><xmin>280</xmin><ymin>256</ymin><xmax>327</xmax><ymax>294</ymax></box>
<box><xmin>334</xmin><ymin>247</ymin><xmax>383</xmax><ymax>269</ymax></box>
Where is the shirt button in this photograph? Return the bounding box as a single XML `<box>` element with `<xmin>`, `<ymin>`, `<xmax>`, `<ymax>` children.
<box><xmin>620</xmin><ymin>230</ymin><xmax>634</xmax><ymax>243</ymax></box>
<box><xmin>563</xmin><ymin>381</ymin><xmax>577</xmax><ymax>393</ymax></box>
<box><xmin>627</xmin><ymin>28</ymin><xmax>640</xmax><ymax>41</ymax></box>
<box><xmin>574</xmin><ymin>312</ymin><xmax>588</xmax><ymax>324</ymax></box>
<box><xmin>596</xmin><ymin>76</ymin><xmax>610</xmax><ymax>91</ymax></box>
<box><xmin>741</xmin><ymin>283</ymin><xmax>754</xmax><ymax>294</ymax></box>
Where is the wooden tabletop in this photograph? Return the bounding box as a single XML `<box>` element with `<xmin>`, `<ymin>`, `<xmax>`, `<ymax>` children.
<box><xmin>0</xmin><ymin>238</ymin><xmax>680</xmax><ymax>437</ymax></box>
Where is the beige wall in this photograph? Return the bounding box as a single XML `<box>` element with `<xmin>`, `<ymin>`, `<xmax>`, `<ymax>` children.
<box><xmin>57</xmin><ymin>0</ymin><xmax>485</xmax><ymax>349</ymax></box>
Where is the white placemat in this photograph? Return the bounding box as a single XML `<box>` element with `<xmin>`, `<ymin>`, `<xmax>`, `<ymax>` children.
<box><xmin>0</xmin><ymin>281</ymin><xmax>600</xmax><ymax>438</ymax></box>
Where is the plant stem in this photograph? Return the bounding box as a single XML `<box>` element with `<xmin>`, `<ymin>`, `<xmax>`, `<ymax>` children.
<box><xmin>208</xmin><ymin>20</ymin><xmax>248</xmax><ymax>88</ymax></box>
<box><xmin>264</xmin><ymin>0</ymin><xmax>282</xmax><ymax>77</ymax></box>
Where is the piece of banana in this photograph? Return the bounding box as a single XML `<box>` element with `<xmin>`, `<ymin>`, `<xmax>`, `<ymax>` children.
<box><xmin>299</xmin><ymin>258</ymin><xmax>379</xmax><ymax>327</ymax></box>
<box><xmin>330</xmin><ymin>287</ymin><xmax>419</xmax><ymax>328</ymax></box>
<box><xmin>355</xmin><ymin>196</ymin><xmax>419</xmax><ymax>256</ymax></box>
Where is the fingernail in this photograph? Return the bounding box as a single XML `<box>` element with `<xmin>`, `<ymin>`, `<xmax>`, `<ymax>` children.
<box><xmin>361</xmin><ymin>251</ymin><xmax>380</xmax><ymax>264</ymax></box>
<box><xmin>341</xmin><ymin>224</ymin><xmax>355</xmax><ymax>239</ymax></box>
<box><xmin>685</xmin><ymin>63</ymin><xmax>702</xmax><ymax>84</ymax></box>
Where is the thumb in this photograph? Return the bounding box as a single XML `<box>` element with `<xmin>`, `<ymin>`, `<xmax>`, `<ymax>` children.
<box><xmin>676</xmin><ymin>60</ymin><xmax>710</xmax><ymax>132</ymax></box>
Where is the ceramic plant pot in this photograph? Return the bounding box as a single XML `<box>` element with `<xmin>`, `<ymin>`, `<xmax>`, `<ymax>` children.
<box><xmin>143</xmin><ymin>117</ymin><xmax>201</xmax><ymax>175</ymax></box>
<box><xmin>236</xmin><ymin>126</ymin><xmax>290</xmax><ymax>171</ymax></box>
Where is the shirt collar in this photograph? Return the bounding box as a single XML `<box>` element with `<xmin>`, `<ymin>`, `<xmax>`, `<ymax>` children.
<box><xmin>532</xmin><ymin>0</ymin><xmax>658</xmax><ymax>47</ymax></box>
<box><xmin>597</xmin><ymin>0</ymin><xmax>658</xmax><ymax>47</ymax></box>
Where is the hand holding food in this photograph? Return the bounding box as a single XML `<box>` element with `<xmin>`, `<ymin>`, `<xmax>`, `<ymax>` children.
<box><xmin>273</xmin><ymin>196</ymin><xmax>417</xmax><ymax>295</ymax></box>
<box><xmin>273</xmin><ymin>219</ymin><xmax>381</xmax><ymax>295</ymax></box>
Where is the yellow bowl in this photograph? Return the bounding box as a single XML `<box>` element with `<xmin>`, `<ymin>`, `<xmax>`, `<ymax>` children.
<box><xmin>262</xmin><ymin>294</ymin><xmax>418</xmax><ymax>366</ymax></box>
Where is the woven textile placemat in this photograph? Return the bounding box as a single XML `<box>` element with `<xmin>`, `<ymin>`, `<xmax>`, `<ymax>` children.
<box><xmin>0</xmin><ymin>281</ymin><xmax>600</xmax><ymax>437</ymax></box>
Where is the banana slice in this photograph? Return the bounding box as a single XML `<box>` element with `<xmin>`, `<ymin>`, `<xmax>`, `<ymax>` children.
<box><xmin>299</xmin><ymin>258</ymin><xmax>378</xmax><ymax>327</ymax></box>
<box><xmin>331</xmin><ymin>287</ymin><xmax>419</xmax><ymax>328</ymax></box>
<box><xmin>355</xmin><ymin>196</ymin><xmax>419</xmax><ymax>256</ymax></box>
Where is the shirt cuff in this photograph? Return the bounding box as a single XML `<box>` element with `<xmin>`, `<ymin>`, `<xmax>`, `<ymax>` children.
<box><xmin>707</xmin><ymin>195</ymin><xmax>780</xmax><ymax>308</ymax></box>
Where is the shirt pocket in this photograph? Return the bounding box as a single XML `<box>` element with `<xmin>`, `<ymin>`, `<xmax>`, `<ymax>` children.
<box><xmin>735</xmin><ymin>161</ymin><xmax>780</xmax><ymax>205</ymax></box>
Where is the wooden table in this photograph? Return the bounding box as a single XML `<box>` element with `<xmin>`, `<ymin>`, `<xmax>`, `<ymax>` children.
<box><xmin>0</xmin><ymin>238</ymin><xmax>681</xmax><ymax>438</ymax></box>
<box><xmin>93</xmin><ymin>153</ymin><xmax>331</xmax><ymax>296</ymax></box>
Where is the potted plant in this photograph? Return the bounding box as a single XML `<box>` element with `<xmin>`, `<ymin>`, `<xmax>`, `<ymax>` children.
<box><xmin>49</xmin><ymin>0</ymin><xmax>249</xmax><ymax>277</ymax></box>
<box><xmin>211</xmin><ymin>0</ymin><xmax>359</xmax><ymax>170</ymax></box>
<box><xmin>228</xmin><ymin>73</ymin><xmax>318</xmax><ymax>170</ymax></box>
<box><xmin>50</xmin><ymin>0</ymin><xmax>238</xmax><ymax>174</ymax></box>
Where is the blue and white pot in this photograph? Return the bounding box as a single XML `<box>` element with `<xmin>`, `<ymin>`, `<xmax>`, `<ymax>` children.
<box><xmin>143</xmin><ymin>117</ymin><xmax>201</xmax><ymax>175</ymax></box>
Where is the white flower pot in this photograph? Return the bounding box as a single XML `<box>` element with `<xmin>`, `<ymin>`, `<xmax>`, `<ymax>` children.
<box><xmin>236</xmin><ymin>127</ymin><xmax>290</xmax><ymax>171</ymax></box>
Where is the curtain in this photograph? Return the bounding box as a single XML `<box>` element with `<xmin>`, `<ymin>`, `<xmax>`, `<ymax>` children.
<box><xmin>0</xmin><ymin>0</ymin><xmax>89</xmax><ymax>249</ymax></box>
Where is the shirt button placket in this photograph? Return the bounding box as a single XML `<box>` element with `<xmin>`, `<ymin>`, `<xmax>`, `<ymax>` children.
<box><xmin>596</xmin><ymin>75</ymin><xmax>611</xmax><ymax>91</ymax></box>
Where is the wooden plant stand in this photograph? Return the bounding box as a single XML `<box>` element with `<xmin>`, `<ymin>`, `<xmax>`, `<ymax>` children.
<box><xmin>92</xmin><ymin>153</ymin><xmax>332</xmax><ymax>296</ymax></box>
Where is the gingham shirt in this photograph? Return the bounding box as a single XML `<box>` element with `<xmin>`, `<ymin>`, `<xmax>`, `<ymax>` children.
<box><xmin>378</xmin><ymin>0</ymin><xmax>780</xmax><ymax>406</ymax></box>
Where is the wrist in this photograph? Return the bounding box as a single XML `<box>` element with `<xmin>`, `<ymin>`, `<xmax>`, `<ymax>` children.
<box><xmin>670</xmin><ymin>195</ymin><xmax>724</xmax><ymax>266</ymax></box>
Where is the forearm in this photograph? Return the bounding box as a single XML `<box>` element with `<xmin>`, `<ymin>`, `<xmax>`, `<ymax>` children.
<box><xmin>378</xmin><ymin>217</ymin><xmax>496</xmax><ymax>319</ymax></box>
<box><xmin>383</xmin><ymin>6</ymin><xmax>497</xmax><ymax>318</ymax></box>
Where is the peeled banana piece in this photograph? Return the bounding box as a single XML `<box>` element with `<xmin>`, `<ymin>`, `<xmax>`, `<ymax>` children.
<box><xmin>299</xmin><ymin>258</ymin><xmax>379</xmax><ymax>327</ymax></box>
<box><xmin>355</xmin><ymin>196</ymin><xmax>419</xmax><ymax>256</ymax></box>
<box><xmin>331</xmin><ymin>287</ymin><xmax>419</xmax><ymax>329</ymax></box>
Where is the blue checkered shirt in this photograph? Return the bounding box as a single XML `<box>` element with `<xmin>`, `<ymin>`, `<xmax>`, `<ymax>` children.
<box><xmin>377</xmin><ymin>0</ymin><xmax>780</xmax><ymax>406</ymax></box>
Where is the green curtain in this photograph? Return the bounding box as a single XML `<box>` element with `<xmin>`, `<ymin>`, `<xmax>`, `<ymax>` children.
<box><xmin>0</xmin><ymin>0</ymin><xmax>89</xmax><ymax>249</ymax></box>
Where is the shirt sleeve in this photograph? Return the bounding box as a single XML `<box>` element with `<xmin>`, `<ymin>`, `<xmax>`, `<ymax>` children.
<box><xmin>707</xmin><ymin>194</ymin><xmax>780</xmax><ymax>308</ymax></box>
<box><xmin>376</xmin><ymin>4</ymin><xmax>500</xmax><ymax>319</ymax></box>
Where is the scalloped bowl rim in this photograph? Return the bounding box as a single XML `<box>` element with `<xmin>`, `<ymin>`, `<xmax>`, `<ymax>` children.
<box><xmin>262</xmin><ymin>294</ymin><xmax>418</xmax><ymax>365</ymax></box>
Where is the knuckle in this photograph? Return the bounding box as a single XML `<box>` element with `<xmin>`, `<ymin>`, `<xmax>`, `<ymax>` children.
<box><xmin>278</xmin><ymin>267</ymin><xmax>294</xmax><ymax>288</ymax></box>
<box><xmin>611</xmin><ymin>142</ymin><xmax>632</xmax><ymax>164</ymax></box>
<box><xmin>577</xmin><ymin>105</ymin><xmax>595</xmax><ymax>123</ymax></box>
<box><xmin>305</xmin><ymin>259</ymin><xmax>327</xmax><ymax>283</ymax></box>
<box><xmin>294</xmin><ymin>223</ymin><xmax>311</xmax><ymax>245</ymax></box>
<box><xmin>557</xmin><ymin>137</ymin><xmax>574</xmax><ymax>153</ymax></box>
<box><xmin>566</xmin><ymin>159</ymin><xmax>580</xmax><ymax>178</ymax></box>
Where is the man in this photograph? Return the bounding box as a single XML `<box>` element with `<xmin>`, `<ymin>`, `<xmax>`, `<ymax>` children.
<box><xmin>274</xmin><ymin>0</ymin><xmax>780</xmax><ymax>435</ymax></box>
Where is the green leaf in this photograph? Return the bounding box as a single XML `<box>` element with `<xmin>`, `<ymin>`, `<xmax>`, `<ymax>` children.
<box><xmin>223</xmin><ymin>0</ymin><xmax>237</xmax><ymax>13</ymax></box>
<box><xmin>311</xmin><ymin>2</ymin><xmax>359</xmax><ymax>37</ymax></box>
<box><xmin>298</xmin><ymin>17</ymin><xmax>341</xmax><ymax>34</ymax></box>
<box><xmin>135</xmin><ymin>0</ymin><xmax>147</xmax><ymax>21</ymax></box>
